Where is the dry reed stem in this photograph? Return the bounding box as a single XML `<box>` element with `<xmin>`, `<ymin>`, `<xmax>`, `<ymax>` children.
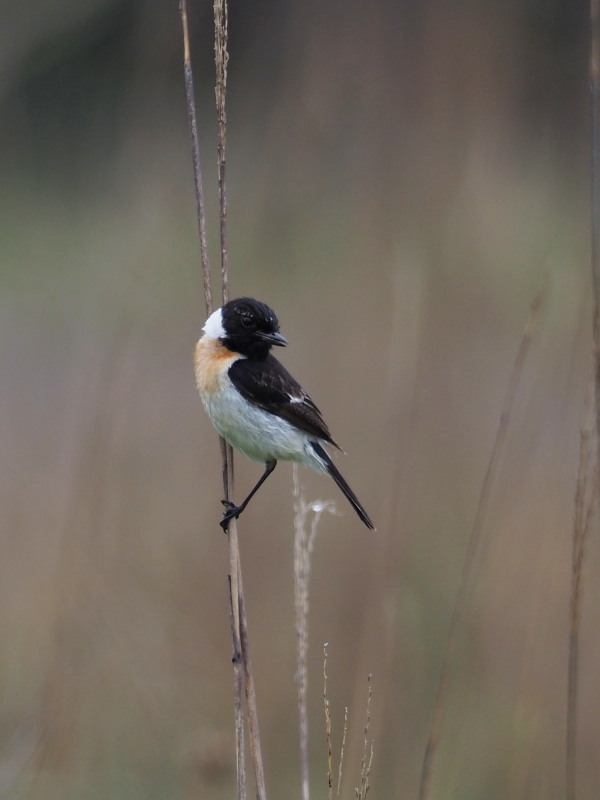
<box><xmin>228</xmin><ymin>573</ymin><xmax>246</xmax><ymax>797</ymax></box>
<box><xmin>417</xmin><ymin>283</ymin><xmax>545</xmax><ymax>800</ymax></box>
<box><xmin>566</xmin><ymin>384</ymin><xmax>597</xmax><ymax>800</ymax></box>
<box><xmin>355</xmin><ymin>675</ymin><xmax>373</xmax><ymax>800</ymax></box>
<box><xmin>294</xmin><ymin>465</ymin><xmax>336</xmax><ymax>800</ymax></box>
<box><xmin>566</xmin><ymin>7</ymin><xmax>600</xmax><ymax>799</ymax></box>
<box><xmin>213</xmin><ymin>1</ymin><xmax>267</xmax><ymax>795</ymax></box>
<box><xmin>238</xmin><ymin>564</ymin><xmax>268</xmax><ymax>799</ymax></box>
<box><xmin>591</xmin><ymin>0</ymin><xmax>600</xmax><ymax>472</ymax></box>
<box><xmin>324</xmin><ymin>644</ymin><xmax>333</xmax><ymax>800</ymax></box>
<box><xmin>179</xmin><ymin>3</ymin><xmax>266</xmax><ymax>798</ymax></box>
<box><xmin>338</xmin><ymin>706</ymin><xmax>348</xmax><ymax>798</ymax></box>
<box><xmin>179</xmin><ymin>0</ymin><xmax>212</xmax><ymax>315</ymax></box>
<box><xmin>214</xmin><ymin>0</ymin><xmax>229</xmax><ymax>303</ymax></box>
<box><xmin>323</xmin><ymin>644</ymin><xmax>370</xmax><ymax>800</ymax></box>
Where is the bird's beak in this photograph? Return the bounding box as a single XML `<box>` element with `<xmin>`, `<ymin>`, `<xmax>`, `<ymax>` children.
<box><xmin>258</xmin><ymin>331</ymin><xmax>288</xmax><ymax>346</ymax></box>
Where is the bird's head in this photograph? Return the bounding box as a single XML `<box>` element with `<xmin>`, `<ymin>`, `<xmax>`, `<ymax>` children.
<box><xmin>203</xmin><ymin>297</ymin><xmax>288</xmax><ymax>359</ymax></box>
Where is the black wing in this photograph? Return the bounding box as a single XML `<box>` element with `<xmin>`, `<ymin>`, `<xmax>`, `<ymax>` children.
<box><xmin>228</xmin><ymin>355</ymin><xmax>339</xmax><ymax>447</ymax></box>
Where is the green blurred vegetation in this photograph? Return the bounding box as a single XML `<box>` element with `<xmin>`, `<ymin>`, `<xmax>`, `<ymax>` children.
<box><xmin>0</xmin><ymin>1</ymin><xmax>597</xmax><ymax>798</ymax></box>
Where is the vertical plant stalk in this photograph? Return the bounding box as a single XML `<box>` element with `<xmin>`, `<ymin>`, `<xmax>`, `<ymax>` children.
<box><xmin>213</xmin><ymin>1</ymin><xmax>268</xmax><ymax>798</ymax></box>
<box><xmin>215</xmin><ymin>0</ymin><xmax>229</xmax><ymax>303</ymax></box>
<box><xmin>179</xmin><ymin>3</ymin><xmax>266</xmax><ymax>799</ymax></box>
<box><xmin>337</xmin><ymin>705</ymin><xmax>348</xmax><ymax>798</ymax></box>
<box><xmin>228</xmin><ymin>573</ymin><xmax>247</xmax><ymax>797</ymax></box>
<box><xmin>417</xmin><ymin>285</ymin><xmax>545</xmax><ymax>800</ymax></box>
<box><xmin>294</xmin><ymin>470</ymin><xmax>312</xmax><ymax>800</ymax></box>
<box><xmin>322</xmin><ymin>644</ymin><xmax>349</xmax><ymax>800</ymax></box>
<box><xmin>566</xmin><ymin>395</ymin><xmax>596</xmax><ymax>800</ymax></box>
<box><xmin>238</xmin><ymin>576</ymin><xmax>267</xmax><ymax>798</ymax></box>
<box><xmin>323</xmin><ymin>644</ymin><xmax>334</xmax><ymax>800</ymax></box>
<box><xmin>292</xmin><ymin>464</ymin><xmax>335</xmax><ymax>800</ymax></box>
<box><xmin>566</xmin><ymin>6</ymin><xmax>600</xmax><ymax>798</ymax></box>
<box><xmin>294</xmin><ymin>466</ymin><xmax>336</xmax><ymax>800</ymax></box>
<box><xmin>179</xmin><ymin>0</ymin><xmax>212</xmax><ymax>315</ymax></box>
<box><xmin>179</xmin><ymin>4</ymin><xmax>244</xmax><ymax>795</ymax></box>
<box><xmin>355</xmin><ymin>675</ymin><xmax>374</xmax><ymax>800</ymax></box>
<box><xmin>591</xmin><ymin>0</ymin><xmax>600</xmax><ymax>470</ymax></box>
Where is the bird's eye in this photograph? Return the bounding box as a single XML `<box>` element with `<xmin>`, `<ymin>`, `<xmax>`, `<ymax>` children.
<box><xmin>240</xmin><ymin>315</ymin><xmax>254</xmax><ymax>329</ymax></box>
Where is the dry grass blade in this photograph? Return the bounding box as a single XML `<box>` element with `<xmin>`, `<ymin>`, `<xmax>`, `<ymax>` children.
<box><xmin>324</xmin><ymin>644</ymin><xmax>333</xmax><ymax>800</ymax></box>
<box><xmin>179</xmin><ymin>0</ymin><xmax>212</xmax><ymax>315</ymax></box>
<box><xmin>294</xmin><ymin>465</ymin><xmax>336</xmax><ymax>800</ymax></box>
<box><xmin>417</xmin><ymin>282</ymin><xmax>546</xmax><ymax>800</ymax></box>
<box><xmin>322</xmin><ymin>645</ymin><xmax>352</xmax><ymax>800</ymax></box>
<box><xmin>229</xmin><ymin>574</ymin><xmax>246</xmax><ymax>797</ymax></box>
<box><xmin>213</xmin><ymin>0</ymin><xmax>266</xmax><ymax>797</ymax></box>
<box><xmin>566</xmin><ymin>385</ymin><xmax>597</xmax><ymax>800</ymax></box>
<box><xmin>338</xmin><ymin>706</ymin><xmax>348</xmax><ymax>799</ymax></box>
<box><xmin>179</xmin><ymin>2</ymin><xmax>245</xmax><ymax>794</ymax></box>
<box><xmin>355</xmin><ymin>675</ymin><xmax>373</xmax><ymax>800</ymax></box>
<box><xmin>214</xmin><ymin>0</ymin><xmax>229</xmax><ymax>303</ymax></box>
<box><xmin>591</xmin><ymin>0</ymin><xmax>600</xmax><ymax>473</ymax></box>
<box><xmin>179</xmin><ymin>2</ymin><xmax>266</xmax><ymax>798</ymax></box>
<box><xmin>239</xmin><ymin>565</ymin><xmax>268</xmax><ymax>800</ymax></box>
<box><xmin>566</xmin><ymin>6</ymin><xmax>600</xmax><ymax>798</ymax></box>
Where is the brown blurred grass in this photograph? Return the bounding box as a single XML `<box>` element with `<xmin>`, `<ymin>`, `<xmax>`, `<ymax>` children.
<box><xmin>0</xmin><ymin>2</ymin><xmax>597</xmax><ymax>799</ymax></box>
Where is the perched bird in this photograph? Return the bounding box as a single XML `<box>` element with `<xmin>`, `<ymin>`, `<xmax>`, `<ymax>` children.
<box><xmin>194</xmin><ymin>297</ymin><xmax>374</xmax><ymax>531</ymax></box>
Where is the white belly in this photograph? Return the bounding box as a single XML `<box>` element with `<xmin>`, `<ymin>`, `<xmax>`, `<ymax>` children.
<box><xmin>201</xmin><ymin>381</ymin><xmax>322</xmax><ymax>468</ymax></box>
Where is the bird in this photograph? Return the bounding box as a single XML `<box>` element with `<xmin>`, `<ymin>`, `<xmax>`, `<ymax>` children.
<box><xmin>194</xmin><ymin>297</ymin><xmax>375</xmax><ymax>531</ymax></box>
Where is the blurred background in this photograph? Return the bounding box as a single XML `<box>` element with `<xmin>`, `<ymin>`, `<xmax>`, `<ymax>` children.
<box><xmin>0</xmin><ymin>0</ymin><xmax>597</xmax><ymax>798</ymax></box>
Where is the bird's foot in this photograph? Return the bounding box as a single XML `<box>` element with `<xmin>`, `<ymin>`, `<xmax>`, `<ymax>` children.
<box><xmin>220</xmin><ymin>499</ymin><xmax>242</xmax><ymax>531</ymax></box>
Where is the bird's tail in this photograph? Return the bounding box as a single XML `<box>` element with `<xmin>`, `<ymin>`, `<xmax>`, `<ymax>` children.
<box><xmin>310</xmin><ymin>442</ymin><xmax>375</xmax><ymax>530</ymax></box>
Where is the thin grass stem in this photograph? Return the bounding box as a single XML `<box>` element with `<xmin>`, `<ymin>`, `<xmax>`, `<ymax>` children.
<box><xmin>238</xmin><ymin>565</ymin><xmax>268</xmax><ymax>800</ymax></box>
<box><xmin>294</xmin><ymin>465</ymin><xmax>335</xmax><ymax>800</ymax></box>
<box><xmin>179</xmin><ymin>2</ymin><xmax>266</xmax><ymax>798</ymax></box>
<box><xmin>356</xmin><ymin>675</ymin><xmax>373</xmax><ymax>800</ymax></box>
<box><xmin>417</xmin><ymin>283</ymin><xmax>545</xmax><ymax>800</ymax></box>
<box><xmin>567</xmin><ymin>385</ymin><xmax>596</xmax><ymax>800</ymax></box>
<box><xmin>229</xmin><ymin>574</ymin><xmax>246</xmax><ymax>798</ymax></box>
<box><xmin>214</xmin><ymin>0</ymin><xmax>229</xmax><ymax>303</ymax></box>
<box><xmin>324</xmin><ymin>644</ymin><xmax>333</xmax><ymax>800</ymax></box>
<box><xmin>179</xmin><ymin>0</ymin><xmax>212</xmax><ymax>316</ymax></box>
<box><xmin>590</xmin><ymin>0</ymin><xmax>600</xmax><ymax>466</ymax></box>
<box><xmin>565</xmin><ymin>7</ymin><xmax>600</xmax><ymax>798</ymax></box>
<box><xmin>337</xmin><ymin>706</ymin><xmax>348</xmax><ymax>799</ymax></box>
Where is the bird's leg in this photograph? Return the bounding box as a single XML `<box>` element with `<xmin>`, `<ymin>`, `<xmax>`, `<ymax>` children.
<box><xmin>220</xmin><ymin>459</ymin><xmax>277</xmax><ymax>531</ymax></box>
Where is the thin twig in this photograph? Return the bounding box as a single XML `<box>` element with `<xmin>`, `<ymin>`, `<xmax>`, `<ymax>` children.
<box><xmin>229</xmin><ymin>575</ymin><xmax>246</xmax><ymax>797</ymax></box>
<box><xmin>567</xmin><ymin>384</ymin><xmax>597</xmax><ymax>800</ymax></box>
<box><xmin>294</xmin><ymin>465</ymin><xmax>336</xmax><ymax>800</ymax></box>
<box><xmin>417</xmin><ymin>283</ymin><xmax>545</xmax><ymax>800</ymax></box>
<box><xmin>213</xmin><ymin>2</ymin><xmax>268</xmax><ymax>798</ymax></box>
<box><xmin>356</xmin><ymin>675</ymin><xmax>373</xmax><ymax>800</ymax></box>
<box><xmin>214</xmin><ymin>0</ymin><xmax>229</xmax><ymax>303</ymax></box>
<box><xmin>324</xmin><ymin>644</ymin><xmax>333</xmax><ymax>800</ymax></box>
<box><xmin>294</xmin><ymin>471</ymin><xmax>312</xmax><ymax>800</ymax></box>
<box><xmin>591</xmin><ymin>0</ymin><xmax>600</xmax><ymax>475</ymax></box>
<box><xmin>179</xmin><ymin>0</ymin><xmax>212</xmax><ymax>315</ymax></box>
<box><xmin>180</xmin><ymin>3</ymin><xmax>267</xmax><ymax>798</ymax></box>
<box><xmin>228</xmin><ymin>523</ymin><xmax>245</xmax><ymax>800</ymax></box>
<box><xmin>337</xmin><ymin>706</ymin><xmax>348</xmax><ymax>799</ymax></box>
<box><xmin>179</xmin><ymin>3</ymin><xmax>245</xmax><ymax>796</ymax></box>
<box><xmin>239</xmin><ymin>570</ymin><xmax>268</xmax><ymax>800</ymax></box>
<box><xmin>566</xmin><ymin>7</ymin><xmax>600</xmax><ymax>799</ymax></box>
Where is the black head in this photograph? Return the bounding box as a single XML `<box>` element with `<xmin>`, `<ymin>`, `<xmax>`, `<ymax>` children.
<box><xmin>221</xmin><ymin>297</ymin><xmax>287</xmax><ymax>359</ymax></box>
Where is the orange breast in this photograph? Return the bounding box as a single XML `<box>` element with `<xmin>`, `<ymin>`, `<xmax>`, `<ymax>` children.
<box><xmin>194</xmin><ymin>337</ymin><xmax>241</xmax><ymax>394</ymax></box>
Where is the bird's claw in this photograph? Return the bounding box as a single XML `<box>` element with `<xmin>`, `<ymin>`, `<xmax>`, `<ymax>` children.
<box><xmin>220</xmin><ymin>499</ymin><xmax>241</xmax><ymax>532</ymax></box>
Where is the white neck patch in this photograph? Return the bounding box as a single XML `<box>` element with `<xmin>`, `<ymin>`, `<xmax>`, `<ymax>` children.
<box><xmin>202</xmin><ymin>307</ymin><xmax>226</xmax><ymax>339</ymax></box>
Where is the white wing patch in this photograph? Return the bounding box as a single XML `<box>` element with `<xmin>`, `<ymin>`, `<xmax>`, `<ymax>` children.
<box><xmin>288</xmin><ymin>393</ymin><xmax>305</xmax><ymax>404</ymax></box>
